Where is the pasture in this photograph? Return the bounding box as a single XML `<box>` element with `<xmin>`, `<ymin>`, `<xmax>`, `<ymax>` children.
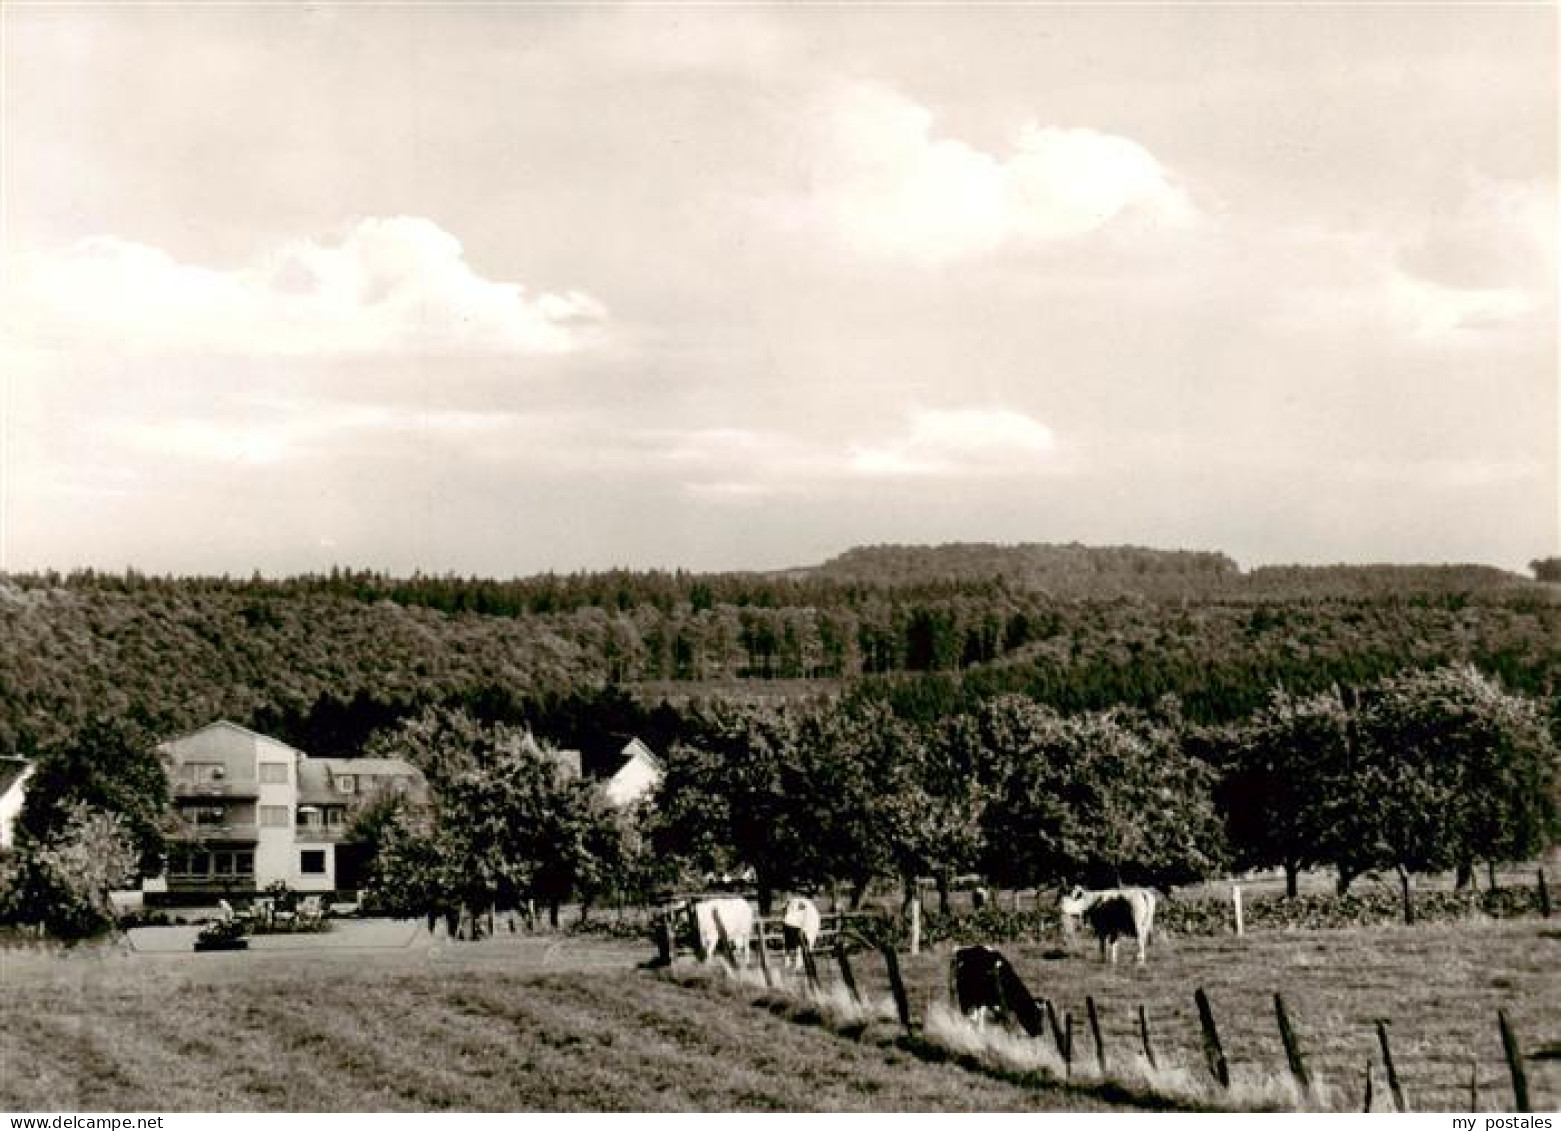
<box><xmin>766</xmin><ymin>917</ymin><xmax>1559</xmax><ymax>1112</ymax></box>
<box><xmin>0</xmin><ymin>934</ymin><xmax>1124</xmax><ymax>1112</ymax></box>
<box><xmin>2</xmin><ymin>917</ymin><xmax>1554</xmax><ymax>1112</ymax></box>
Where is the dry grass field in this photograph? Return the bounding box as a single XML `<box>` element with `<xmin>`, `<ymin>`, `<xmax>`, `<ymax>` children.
<box><xmin>2</xmin><ymin>917</ymin><xmax>1555</xmax><ymax>1112</ymax></box>
<box><xmin>801</xmin><ymin>917</ymin><xmax>1560</xmax><ymax>1112</ymax></box>
<box><xmin>0</xmin><ymin>939</ymin><xmax>1126</xmax><ymax>1112</ymax></box>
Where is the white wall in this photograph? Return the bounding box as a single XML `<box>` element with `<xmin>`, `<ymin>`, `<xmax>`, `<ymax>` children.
<box><xmin>605</xmin><ymin>752</ymin><xmax>662</xmax><ymax>808</ymax></box>
<box><xmin>254</xmin><ymin>739</ymin><xmax>297</xmax><ymax>888</ymax></box>
<box><xmin>292</xmin><ymin>840</ymin><xmax>336</xmax><ymax>892</ymax></box>
<box><xmin>0</xmin><ymin>768</ymin><xmax>32</xmax><ymax>850</ymax></box>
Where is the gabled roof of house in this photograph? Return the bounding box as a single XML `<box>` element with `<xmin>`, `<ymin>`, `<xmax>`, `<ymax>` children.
<box><xmin>156</xmin><ymin>719</ymin><xmax>307</xmax><ymax>756</ymax></box>
<box><xmin>0</xmin><ymin>757</ymin><xmax>32</xmax><ymax>797</ymax></box>
<box><xmin>579</xmin><ymin>734</ymin><xmax>661</xmax><ymax>780</ymax></box>
<box><xmin>616</xmin><ymin>736</ymin><xmax>663</xmax><ymax>776</ymax></box>
<box><xmin>317</xmin><ymin>758</ymin><xmax>423</xmax><ymax>777</ymax></box>
<box><xmin>298</xmin><ymin>757</ymin><xmax>425</xmax><ymax>805</ymax></box>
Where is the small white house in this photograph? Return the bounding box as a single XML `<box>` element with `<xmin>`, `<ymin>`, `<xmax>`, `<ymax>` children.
<box><xmin>0</xmin><ymin>757</ymin><xmax>34</xmax><ymax>851</ymax></box>
<box><xmin>602</xmin><ymin>738</ymin><xmax>663</xmax><ymax>809</ymax></box>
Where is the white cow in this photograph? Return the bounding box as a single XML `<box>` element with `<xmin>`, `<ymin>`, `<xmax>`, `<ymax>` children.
<box><xmin>780</xmin><ymin>896</ymin><xmax>821</xmax><ymax>969</ymax></box>
<box><xmin>1058</xmin><ymin>885</ymin><xmax>1156</xmax><ymax>965</ymax></box>
<box><xmin>686</xmin><ymin>896</ymin><xmax>755</xmax><ymax>965</ymax></box>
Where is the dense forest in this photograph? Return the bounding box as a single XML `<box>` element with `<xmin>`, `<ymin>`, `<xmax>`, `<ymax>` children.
<box><xmin>1</xmin><ymin>544</ymin><xmax>1556</xmax><ymax>761</ymax></box>
<box><xmin>3</xmin><ymin>543</ymin><xmax>1558</xmax><ymax>937</ymax></box>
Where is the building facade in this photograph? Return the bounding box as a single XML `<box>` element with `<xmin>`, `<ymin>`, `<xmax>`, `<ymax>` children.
<box><xmin>149</xmin><ymin>721</ymin><xmax>424</xmax><ymax>902</ymax></box>
<box><xmin>602</xmin><ymin>737</ymin><xmax>663</xmax><ymax>808</ymax></box>
<box><xmin>0</xmin><ymin>758</ymin><xmax>33</xmax><ymax>851</ymax></box>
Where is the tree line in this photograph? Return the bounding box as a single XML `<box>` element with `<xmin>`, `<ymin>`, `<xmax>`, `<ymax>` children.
<box><xmin>359</xmin><ymin>664</ymin><xmax>1554</xmax><ymax>928</ymax></box>
<box><xmin>1</xmin><ymin>662</ymin><xmax>1554</xmax><ymax>937</ymax></box>
<box><xmin>2</xmin><ymin>565</ymin><xmax>1556</xmax><ymax>764</ymax></box>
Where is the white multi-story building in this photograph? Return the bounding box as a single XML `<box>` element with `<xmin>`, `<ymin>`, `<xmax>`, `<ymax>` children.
<box><xmin>149</xmin><ymin>720</ymin><xmax>425</xmax><ymax>901</ymax></box>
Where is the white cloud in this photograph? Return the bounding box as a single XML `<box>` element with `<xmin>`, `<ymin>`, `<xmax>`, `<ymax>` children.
<box><xmin>849</xmin><ymin>407</ymin><xmax>1057</xmax><ymax>477</ymax></box>
<box><xmin>805</xmin><ymin>82</ymin><xmax>1195</xmax><ymax>261</ymax></box>
<box><xmin>646</xmin><ymin>406</ymin><xmax>1062</xmax><ymax>502</ymax></box>
<box><xmin>1386</xmin><ymin>178</ymin><xmax>1555</xmax><ymax>340</ymax></box>
<box><xmin>112</xmin><ymin>400</ymin><xmax>540</xmax><ymax>470</ymax></box>
<box><xmin>1387</xmin><ymin>271</ymin><xmax>1538</xmax><ymax>340</ymax></box>
<box><xmin>5</xmin><ymin>217</ymin><xmax>607</xmax><ymax>356</ymax></box>
<box><xmin>1397</xmin><ymin>178</ymin><xmax>1556</xmax><ymax>293</ymax></box>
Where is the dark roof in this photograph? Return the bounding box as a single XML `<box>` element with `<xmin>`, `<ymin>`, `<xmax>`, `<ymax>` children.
<box><xmin>0</xmin><ymin>758</ymin><xmax>32</xmax><ymax>797</ymax></box>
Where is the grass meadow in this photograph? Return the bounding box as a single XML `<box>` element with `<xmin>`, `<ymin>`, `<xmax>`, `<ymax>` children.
<box><xmin>0</xmin><ymin>938</ymin><xmax>1122</xmax><ymax>1112</ymax></box>
<box><xmin>1</xmin><ymin>917</ymin><xmax>1555</xmax><ymax>1112</ymax></box>
<box><xmin>790</xmin><ymin>917</ymin><xmax>1560</xmax><ymax>1112</ymax></box>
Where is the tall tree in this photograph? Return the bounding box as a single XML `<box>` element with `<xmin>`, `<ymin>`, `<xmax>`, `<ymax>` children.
<box><xmin>20</xmin><ymin>715</ymin><xmax>167</xmax><ymax>878</ymax></box>
<box><xmin>1219</xmin><ymin>687</ymin><xmax>1353</xmax><ymax>897</ymax></box>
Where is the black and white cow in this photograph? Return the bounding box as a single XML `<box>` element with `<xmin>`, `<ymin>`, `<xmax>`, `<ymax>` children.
<box><xmin>948</xmin><ymin>945</ymin><xmax>1047</xmax><ymax>1037</ymax></box>
<box><xmin>780</xmin><ymin>896</ymin><xmax>821</xmax><ymax>970</ymax></box>
<box><xmin>1058</xmin><ymin>885</ymin><xmax>1156</xmax><ymax>965</ymax></box>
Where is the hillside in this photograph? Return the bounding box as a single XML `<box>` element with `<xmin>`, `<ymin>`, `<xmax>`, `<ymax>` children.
<box><xmin>797</xmin><ymin>542</ymin><xmax>1535</xmax><ymax>599</ymax></box>
<box><xmin>801</xmin><ymin>542</ymin><xmax>1240</xmax><ymax>594</ymax></box>
<box><xmin>1</xmin><ymin>545</ymin><xmax>1556</xmax><ymax>759</ymax></box>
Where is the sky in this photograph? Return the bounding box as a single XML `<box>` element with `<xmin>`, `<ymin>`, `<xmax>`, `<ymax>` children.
<box><xmin>1</xmin><ymin>3</ymin><xmax>1556</xmax><ymax>577</ymax></box>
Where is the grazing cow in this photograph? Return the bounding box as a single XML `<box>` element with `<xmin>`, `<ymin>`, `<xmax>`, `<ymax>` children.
<box><xmin>948</xmin><ymin>945</ymin><xmax>1047</xmax><ymax>1037</ymax></box>
<box><xmin>1058</xmin><ymin>885</ymin><xmax>1156</xmax><ymax>965</ymax></box>
<box><xmin>681</xmin><ymin>896</ymin><xmax>755</xmax><ymax>965</ymax></box>
<box><xmin>780</xmin><ymin>896</ymin><xmax>821</xmax><ymax>969</ymax></box>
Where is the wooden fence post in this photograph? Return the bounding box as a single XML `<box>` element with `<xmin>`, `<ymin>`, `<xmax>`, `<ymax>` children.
<box><xmin>1087</xmin><ymin>995</ymin><xmax>1107</xmax><ymax>1076</ymax></box>
<box><xmin>655</xmin><ymin>916</ymin><xmax>674</xmax><ymax>964</ymax></box>
<box><xmin>1376</xmin><ymin>1020</ymin><xmax>1407</xmax><ymax>1112</ymax></box>
<box><xmin>687</xmin><ymin>905</ymin><xmax>706</xmax><ymax>962</ymax></box>
<box><xmin>835</xmin><ymin>943</ymin><xmax>861</xmax><ymax>1004</ymax></box>
<box><xmin>1062</xmin><ymin>1012</ymin><xmax>1074</xmax><ymax>1078</ymax></box>
<box><xmin>1046</xmin><ymin>998</ymin><xmax>1067</xmax><ymax>1057</ymax></box>
<box><xmin>1499</xmin><ymin>1009</ymin><xmax>1531</xmax><ymax>1113</ymax></box>
<box><xmin>909</xmin><ymin>896</ymin><xmax>921</xmax><ymax>956</ymax></box>
<box><xmin>1538</xmin><ymin>868</ymin><xmax>1551</xmax><ymax>919</ymax></box>
<box><xmin>1138</xmin><ymin>1003</ymin><xmax>1158</xmax><ymax>1071</ymax></box>
<box><xmin>710</xmin><ymin>908</ymin><xmax>739</xmax><ymax>975</ymax></box>
<box><xmin>753</xmin><ymin>916</ymin><xmax>775</xmax><ymax>989</ymax></box>
<box><xmin>1232</xmin><ymin>883</ymin><xmax>1244</xmax><ymax>937</ymax></box>
<box><xmin>1362</xmin><ymin>1058</ymin><xmax>1374</xmax><ymax>1113</ymax></box>
<box><xmin>878</xmin><ymin>940</ymin><xmax>915</xmax><ymax>1036</ymax></box>
<box><xmin>799</xmin><ymin>935</ymin><xmax>823</xmax><ymax>995</ymax></box>
<box><xmin>1274</xmin><ymin>993</ymin><xmax>1311</xmax><ymax>1097</ymax></box>
<box><xmin>1195</xmin><ymin>987</ymin><xmax>1230</xmax><ymax>1089</ymax></box>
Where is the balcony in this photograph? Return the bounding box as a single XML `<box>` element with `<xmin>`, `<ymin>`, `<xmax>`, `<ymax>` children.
<box><xmin>172</xmin><ymin>780</ymin><xmax>260</xmax><ymax>800</ymax></box>
<box><xmin>176</xmin><ymin>822</ymin><xmax>260</xmax><ymax>843</ymax></box>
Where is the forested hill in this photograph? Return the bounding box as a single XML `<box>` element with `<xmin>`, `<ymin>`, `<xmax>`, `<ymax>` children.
<box><xmin>792</xmin><ymin>542</ymin><xmax>1533</xmax><ymax>599</ymax></box>
<box><xmin>1</xmin><ymin>546</ymin><xmax>1555</xmax><ymax>760</ymax></box>
<box><xmin>797</xmin><ymin>542</ymin><xmax>1241</xmax><ymax>592</ymax></box>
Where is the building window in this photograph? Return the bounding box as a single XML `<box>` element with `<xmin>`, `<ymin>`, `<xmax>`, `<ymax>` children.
<box><xmin>260</xmin><ymin>805</ymin><xmax>289</xmax><ymax>828</ymax></box>
<box><xmin>183</xmin><ymin>804</ymin><xmax>226</xmax><ymax>826</ymax></box>
<box><xmin>325</xmin><ymin>807</ymin><xmax>344</xmax><ymax>828</ymax></box>
<box><xmin>336</xmin><ymin>774</ymin><xmax>356</xmax><ymax>795</ymax></box>
<box><xmin>182</xmin><ymin>762</ymin><xmax>226</xmax><ymax>784</ymax></box>
<box><xmin>300</xmin><ymin>850</ymin><xmax>327</xmax><ymax>875</ymax></box>
<box><xmin>260</xmin><ymin>762</ymin><xmax>289</xmax><ymax>784</ymax></box>
<box><xmin>235</xmin><ymin>851</ymin><xmax>254</xmax><ymax>875</ymax></box>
